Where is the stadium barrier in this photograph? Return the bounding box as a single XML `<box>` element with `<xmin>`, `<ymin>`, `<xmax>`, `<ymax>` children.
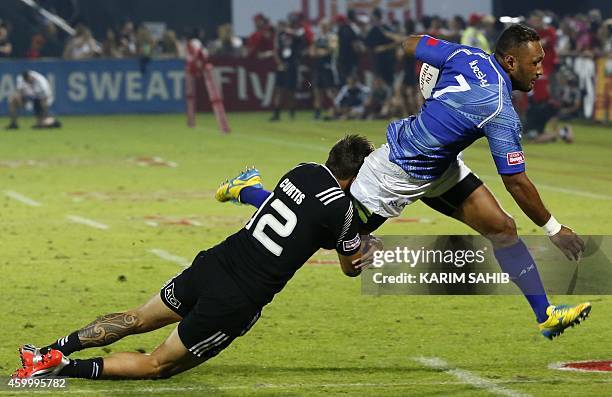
<box><xmin>0</xmin><ymin>55</ymin><xmax>609</xmax><ymax>120</ymax></box>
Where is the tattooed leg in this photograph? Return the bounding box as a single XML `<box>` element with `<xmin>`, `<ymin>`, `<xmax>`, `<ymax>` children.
<box><xmin>78</xmin><ymin>313</ymin><xmax>138</xmax><ymax>347</ymax></box>
<box><xmin>44</xmin><ymin>294</ymin><xmax>182</xmax><ymax>356</ymax></box>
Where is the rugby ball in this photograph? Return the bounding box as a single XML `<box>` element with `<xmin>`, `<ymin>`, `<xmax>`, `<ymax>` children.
<box><xmin>419</xmin><ymin>63</ymin><xmax>440</xmax><ymax>99</ymax></box>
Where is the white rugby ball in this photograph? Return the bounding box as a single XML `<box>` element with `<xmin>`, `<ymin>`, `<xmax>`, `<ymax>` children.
<box><xmin>419</xmin><ymin>63</ymin><xmax>440</xmax><ymax>99</ymax></box>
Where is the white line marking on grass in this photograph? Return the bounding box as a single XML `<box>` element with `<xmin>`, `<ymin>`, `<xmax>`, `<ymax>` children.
<box><xmin>149</xmin><ymin>248</ymin><xmax>189</xmax><ymax>267</ymax></box>
<box><xmin>534</xmin><ymin>183</ymin><xmax>612</xmax><ymax>200</ymax></box>
<box><xmin>5</xmin><ymin>190</ymin><xmax>42</xmax><ymax>206</ymax></box>
<box><xmin>480</xmin><ymin>174</ymin><xmax>612</xmax><ymax>200</ymax></box>
<box><xmin>412</xmin><ymin>356</ymin><xmax>532</xmax><ymax>397</ymax></box>
<box><xmin>66</xmin><ymin>215</ymin><xmax>109</xmax><ymax>230</ymax></box>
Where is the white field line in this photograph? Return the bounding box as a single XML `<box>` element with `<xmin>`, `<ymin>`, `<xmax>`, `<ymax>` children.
<box><xmin>66</xmin><ymin>215</ymin><xmax>109</xmax><ymax>230</ymax></box>
<box><xmin>412</xmin><ymin>356</ymin><xmax>532</xmax><ymax>397</ymax></box>
<box><xmin>4</xmin><ymin>190</ymin><xmax>42</xmax><ymax>207</ymax></box>
<box><xmin>149</xmin><ymin>248</ymin><xmax>189</xmax><ymax>267</ymax></box>
<box><xmin>480</xmin><ymin>174</ymin><xmax>612</xmax><ymax>201</ymax></box>
<box><xmin>234</xmin><ymin>133</ymin><xmax>612</xmax><ymax>201</ymax></box>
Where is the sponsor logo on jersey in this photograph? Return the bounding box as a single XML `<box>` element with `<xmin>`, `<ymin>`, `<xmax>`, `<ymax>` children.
<box><xmin>164</xmin><ymin>282</ymin><xmax>181</xmax><ymax>310</ymax></box>
<box><xmin>343</xmin><ymin>234</ymin><xmax>361</xmax><ymax>252</ymax></box>
<box><xmin>426</xmin><ymin>37</ymin><xmax>439</xmax><ymax>46</ymax></box>
<box><xmin>507</xmin><ymin>151</ymin><xmax>525</xmax><ymax>165</ymax></box>
<box><xmin>469</xmin><ymin>60</ymin><xmax>490</xmax><ymax>87</ymax></box>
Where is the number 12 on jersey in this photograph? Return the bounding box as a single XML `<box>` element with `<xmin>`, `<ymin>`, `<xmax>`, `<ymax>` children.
<box><xmin>245</xmin><ymin>194</ymin><xmax>297</xmax><ymax>256</ymax></box>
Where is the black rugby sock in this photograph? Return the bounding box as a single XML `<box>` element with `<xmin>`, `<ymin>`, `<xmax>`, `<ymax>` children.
<box><xmin>44</xmin><ymin>331</ymin><xmax>83</xmax><ymax>356</ymax></box>
<box><xmin>58</xmin><ymin>357</ymin><xmax>104</xmax><ymax>379</ymax></box>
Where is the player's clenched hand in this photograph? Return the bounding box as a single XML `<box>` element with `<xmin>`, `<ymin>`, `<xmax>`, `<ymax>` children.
<box><xmin>549</xmin><ymin>225</ymin><xmax>585</xmax><ymax>261</ymax></box>
<box><xmin>353</xmin><ymin>235</ymin><xmax>384</xmax><ymax>270</ymax></box>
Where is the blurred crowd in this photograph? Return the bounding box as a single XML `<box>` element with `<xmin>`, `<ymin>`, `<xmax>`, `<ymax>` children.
<box><xmin>0</xmin><ymin>7</ymin><xmax>609</xmax><ymax>130</ymax></box>
<box><xmin>237</xmin><ymin>8</ymin><xmax>610</xmax><ymax>124</ymax></box>
<box><xmin>0</xmin><ymin>19</ymin><xmax>182</xmax><ymax>60</ymax></box>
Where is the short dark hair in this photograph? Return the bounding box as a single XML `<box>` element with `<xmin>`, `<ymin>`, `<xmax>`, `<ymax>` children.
<box><xmin>495</xmin><ymin>24</ymin><xmax>540</xmax><ymax>55</ymax></box>
<box><xmin>325</xmin><ymin>134</ymin><xmax>374</xmax><ymax>180</ymax></box>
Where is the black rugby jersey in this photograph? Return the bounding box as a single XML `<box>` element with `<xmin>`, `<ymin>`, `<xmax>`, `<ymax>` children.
<box><xmin>211</xmin><ymin>163</ymin><xmax>360</xmax><ymax>306</ymax></box>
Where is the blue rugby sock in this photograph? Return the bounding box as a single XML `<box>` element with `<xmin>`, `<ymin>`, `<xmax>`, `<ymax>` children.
<box><xmin>239</xmin><ymin>187</ymin><xmax>271</xmax><ymax>208</ymax></box>
<box><xmin>494</xmin><ymin>239</ymin><xmax>550</xmax><ymax>323</ymax></box>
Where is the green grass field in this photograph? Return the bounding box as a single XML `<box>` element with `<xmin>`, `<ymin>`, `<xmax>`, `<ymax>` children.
<box><xmin>0</xmin><ymin>113</ymin><xmax>610</xmax><ymax>396</ymax></box>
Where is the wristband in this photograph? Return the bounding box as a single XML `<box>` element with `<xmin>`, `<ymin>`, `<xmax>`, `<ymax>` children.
<box><xmin>542</xmin><ymin>216</ymin><xmax>562</xmax><ymax>236</ymax></box>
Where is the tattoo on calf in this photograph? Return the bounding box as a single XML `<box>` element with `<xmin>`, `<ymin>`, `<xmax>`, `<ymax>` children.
<box><xmin>78</xmin><ymin>313</ymin><xmax>138</xmax><ymax>347</ymax></box>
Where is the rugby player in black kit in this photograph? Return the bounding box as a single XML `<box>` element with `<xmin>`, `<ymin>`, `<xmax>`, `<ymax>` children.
<box><xmin>13</xmin><ymin>135</ymin><xmax>374</xmax><ymax>380</ymax></box>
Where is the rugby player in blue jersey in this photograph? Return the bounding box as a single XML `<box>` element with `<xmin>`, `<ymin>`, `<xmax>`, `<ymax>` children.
<box><xmin>218</xmin><ymin>25</ymin><xmax>590</xmax><ymax>340</ymax></box>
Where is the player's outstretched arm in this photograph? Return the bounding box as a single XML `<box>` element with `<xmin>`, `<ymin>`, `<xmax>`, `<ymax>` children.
<box><xmin>382</xmin><ymin>31</ymin><xmax>423</xmax><ymax>56</ymax></box>
<box><xmin>501</xmin><ymin>172</ymin><xmax>585</xmax><ymax>260</ymax></box>
<box><xmin>401</xmin><ymin>35</ymin><xmax>423</xmax><ymax>57</ymax></box>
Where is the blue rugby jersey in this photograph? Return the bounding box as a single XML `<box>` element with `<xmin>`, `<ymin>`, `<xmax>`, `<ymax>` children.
<box><xmin>387</xmin><ymin>35</ymin><xmax>526</xmax><ymax>180</ymax></box>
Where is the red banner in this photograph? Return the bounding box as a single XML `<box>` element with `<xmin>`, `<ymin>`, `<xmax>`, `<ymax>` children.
<box><xmin>195</xmin><ymin>56</ymin><xmax>320</xmax><ymax>112</ymax></box>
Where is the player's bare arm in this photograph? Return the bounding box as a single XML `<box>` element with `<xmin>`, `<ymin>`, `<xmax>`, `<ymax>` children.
<box><xmin>401</xmin><ymin>35</ymin><xmax>422</xmax><ymax>57</ymax></box>
<box><xmin>501</xmin><ymin>172</ymin><xmax>585</xmax><ymax>260</ymax></box>
<box><xmin>380</xmin><ymin>31</ymin><xmax>423</xmax><ymax>57</ymax></box>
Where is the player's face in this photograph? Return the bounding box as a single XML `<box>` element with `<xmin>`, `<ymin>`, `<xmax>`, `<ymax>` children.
<box><xmin>511</xmin><ymin>41</ymin><xmax>544</xmax><ymax>92</ymax></box>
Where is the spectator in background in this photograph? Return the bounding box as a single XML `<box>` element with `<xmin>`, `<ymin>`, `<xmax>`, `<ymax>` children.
<box><xmin>529</xmin><ymin>11</ymin><xmax>557</xmax><ymax>78</ymax></box>
<box><xmin>527</xmin><ymin>11</ymin><xmax>557</xmax><ymax>128</ymax></box>
<box><xmin>269</xmin><ymin>19</ymin><xmax>306</xmax><ymax>121</ymax></box>
<box><xmin>119</xmin><ymin>21</ymin><xmax>137</xmax><ymax>57</ymax></box>
<box><xmin>336</xmin><ymin>10</ymin><xmax>365</xmax><ymax>85</ymax></box>
<box><xmin>587</xmin><ymin>9</ymin><xmax>603</xmax><ymax>53</ymax></box>
<box><xmin>136</xmin><ymin>25</ymin><xmax>154</xmax><ymax>58</ymax></box>
<box><xmin>427</xmin><ymin>16</ymin><xmax>446</xmax><ymax>37</ymax></box>
<box><xmin>387</xmin><ymin>83</ymin><xmax>410</xmax><ymax>118</ymax></box>
<box><xmin>526</xmin><ymin>67</ymin><xmax>581</xmax><ymax>144</ymax></box>
<box><xmin>461</xmin><ymin>13</ymin><xmax>490</xmax><ymax>53</ymax></box>
<box><xmin>246</xmin><ymin>14</ymin><xmax>275</xmax><ymax>59</ymax></box>
<box><xmin>400</xmin><ymin>19</ymin><xmax>421</xmax><ymax>116</ymax></box>
<box><xmin>363</xmin><ymin>76</ymin><xmax>391</xmax><ymax>119</ymax></box>
<box><xmin>156</xmin><ymin>29</ymin><xmax>180</xmax><ymax>57</ymax></box>
<box><xmin>209</xmin><ymin>24</ymin><xmax>243</xmax><ymax>57</ymax></box>
<box><xmin>556</xmin><ymin>18</ymin><xmax>575</xmax><ymax>55</ymax></box>
<box><xmin>0</xmin><ymin>23</ymin><xmax>13</xmax><ymax>57</ymax></box>
<box><xmin>292</xmin><ymin>11</ymin><xmax>314</xmax><ymax>47</ymax></box>
<box><xmin>40</xmin><ymin>23</ymin><xmax>63</xmax><ymax>58</ymax></box>
<box><xmin>26</xmin><ymin>33</ymin><xmax>45</xmax><ymax>59</ymax></box>
<box><xmin>6</xmin><ymin>70</ymin><xmax>61</xmax><ymax>130</ymax></box>
<box><xmin>482</xmin><ymin>15</ymin><xmax>499</xmax><ymax>51</ymax></box>
<box><xmin>446</xmin><ymin>15</ymin><xmax>466</xmax><ymax>43</ymax></box>
<box><xmin>102</xmin><ymin>28</ymin><xmax>121</xmax><ymax>58</ymax></box>
<box><xmin>63</xmin><ymin>24</ymin><xmax>100</xmax><ymax>59</ymax></box>
<box><xmin>136</xmin><ymin>25</ymin><xmax>154</xmax><ymax>73</ymax></box>
<box><xmin>597</xmin><ymin>19</ymin><xmax>612</xmax><ymax>54</ymax></box>
<box><xmin>331</xmin><ymin>75</ymin><xmax>370</xmax><ymax>120</ymax></box>
<box><xmin>366</xmin><ymin>8</ymin><xmax>396</xmax><ymax>88</ymax></box>
<box><xmin>311</xmin><ymin>19</ymin><xmax>338</xmax><ymax>120</ymax></box>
